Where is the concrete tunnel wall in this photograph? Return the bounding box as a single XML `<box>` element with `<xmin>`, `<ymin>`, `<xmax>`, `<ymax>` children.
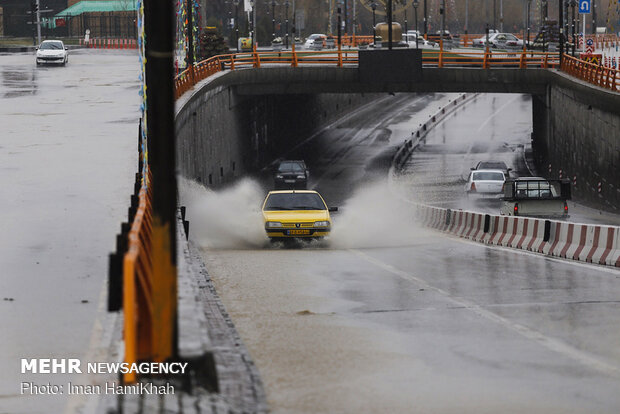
<box><xmin>175</xmin><ymin>68</ymin><xmax>620</xmax><ymax>213</ymax></box>
<box><xmin>175</xmin><ymin>80</ymin><xmax>378</xmax><ymax>187</ymax></box>
<box><xmin>531</xmin><ymin>74</ymin><xmax>620</xmax><ymax>213</ymax></box>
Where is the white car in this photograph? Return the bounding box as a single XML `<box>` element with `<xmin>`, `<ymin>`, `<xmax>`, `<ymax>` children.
<box><xmin>472</xmin><ymin>33</ymin><xmax>523</xmax><ymax>49</ymax></box>
<box><xmin>304</xmin><ymin>34</ymin><xmax>326</xmax><ymax>50</ymax></box>
<box><xmin>36</xmin><ymin>40</ymin><xmax>68</xmax><ymax>66</ymax></box>
<box><xmin>402</xmin><ymin>33</ymin><xmax>435</xmax><ymax>48</ymax></box>
<box><xmin>465</xmin><ymin>169</ymin><xmax>506</xmax><ymax>198</ymax></box>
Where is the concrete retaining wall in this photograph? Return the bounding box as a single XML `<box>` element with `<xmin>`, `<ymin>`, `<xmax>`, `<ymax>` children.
<box><xmin>175</xmin><ymin>74</ymin><xmax>378</xmax><ymax>187</ymax></box>
<box><xmin>532</xmin><ymin>74</ymin><xmax>620</xmax><ymax>213</ymax></box>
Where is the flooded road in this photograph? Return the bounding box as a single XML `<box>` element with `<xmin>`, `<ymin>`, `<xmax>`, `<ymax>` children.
<box><xmin>187</xmin><ymin>93</ymin><xmax>620</xmax><ymax>413</ymax></box>
<box><xmin>398</xmin><ymin>93</ymin><xmax>620</xmax><ymax>225</ymax></box>
<box><xmin>0</xmin><ymin>50</ymin><xmax>139</xmax><ymax>413</ymax></box>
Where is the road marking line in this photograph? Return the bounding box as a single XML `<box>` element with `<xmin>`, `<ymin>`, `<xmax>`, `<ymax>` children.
<box><xmin>349</xmin><ymin>248</ymin><xmax>620</xmax><ymax>378</ymax></box>
<box><xmin>475</xmin><ymin>94</ymin><xmax>521</xmax><ymax>133</ymax></box>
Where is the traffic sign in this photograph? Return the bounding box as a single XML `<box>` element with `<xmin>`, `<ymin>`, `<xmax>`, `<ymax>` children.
<box><xmin>579</xmin><ymin>0</ymin><xmax>591</xmax><ymax>14</ymax></box>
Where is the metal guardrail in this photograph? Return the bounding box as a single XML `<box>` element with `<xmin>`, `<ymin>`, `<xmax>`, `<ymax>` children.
<box><xmin>123</xmin><ymin>184</ymin><xmax>153</xmax><ymax>384</ymax></box>
<box><xmin>174</xmin><ymin>49</ymin><xmax>563</xmax><ymax>99</ymax></box>
<box><xmin>561</xmin><ymin>54</ymin><xmax>620</xmax><ymax>92</ymax></box>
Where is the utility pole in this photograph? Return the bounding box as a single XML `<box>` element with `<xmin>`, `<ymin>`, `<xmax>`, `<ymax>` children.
<box><xmin>387</xmin><ymin>0</ymin><xmax>393</xmax><ymax>49</ymax></box>
<box><xmin>465</xmin><ymin>0</ymin><xmax>469</xmax><ymax>36</ymax></box>
<box><xmin>500</xmin><ymin>0</ymin><xmax>503</xmax><ymax>32</ymax></box>
<box><xmin>36</xmin><ymin>0</ymin><xmax>41</xmax><ymax>45</ymax></box>
<box><xmin>591</xmin><ymin>0</ymin><xmax>596</xmax><ymax>34</ymax></box>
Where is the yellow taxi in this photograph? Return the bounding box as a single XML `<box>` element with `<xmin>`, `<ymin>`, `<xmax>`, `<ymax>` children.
<box><xmin>262</xmin><ymin>190</ymin><xmax>337</xmax><ymax>239</ymax></box>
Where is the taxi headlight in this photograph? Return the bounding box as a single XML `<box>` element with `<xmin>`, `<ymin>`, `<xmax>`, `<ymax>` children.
<box><xmin>276</xmin><ymin>174</ymin><xmax>284</xmax><ymax>179</ymax></box>
<box><xmin>266</xmin><ymin>221</ymin><xmax>283</xmax><ymax>228</ymax></box>
<box><xmin>314</xmin><ymin>221</ymin><xmax>330</xmax><ymax>227</ymax></box>
<box><xmin>296</xmin><ymin>175</ymin><xmax>305</xmax><ymax>179</ymax></box>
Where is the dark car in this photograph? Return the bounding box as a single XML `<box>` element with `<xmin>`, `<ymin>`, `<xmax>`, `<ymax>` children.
<box><xmin>472</xmin><ymin>161</ymin><xmax>512</xmax><ymax>178</ymax></box>
<box><xmin>273</xmin><ymin>160</ymin><xmax>309</xmax><ymax>189</ymax></box>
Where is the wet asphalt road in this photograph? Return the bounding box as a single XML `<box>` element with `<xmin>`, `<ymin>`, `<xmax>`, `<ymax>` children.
<box><xmin>192</xmin><ymin>93</ymin><xmax>620</xmax><ymax>413</ymax></box>
<box><xmin>0</xmin><ymin>50</ymin><xmax>139</xmax><ymax>413</ymax></box>
<box><xmin>397</xmin><ymin>93</ymin><xmax>620</xmax><ymax>226</ymax></box>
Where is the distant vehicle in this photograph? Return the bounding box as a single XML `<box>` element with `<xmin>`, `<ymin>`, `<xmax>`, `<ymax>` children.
<box><xmin>472</xmin><ymin>33</ymin><xmax>523</xmax><ymax>49</ymax></box>
<box><xmin>465</xmin><ymin>169</ymin><xmax>506</xmax><ymax>198</ymax></box>
<box><xmin>238</xmin><ymin>37</ymin><xmax>253</xmax><ymax>51</ymax></box>
<box><xmin>500</xmin><ymin>177</ymin><xmax>571</xmax><ymax>219</ymax></box>
<box><xmin>304</xmin><ymin>34</ymin><xmax>326</xmax><ymax>49</ymax></box>
<box><xmin>472</xmin><ymin>160</ymin><xmax>512</xmax><ymax>178</ymax></box>
<box><xmin>262</xmin><ymin>190</ymin><xmax>337</xmax><ymax>240</ymax></box>
<box><xmin>36</xmin><ymin>40</ymin><xmax>68</xmax><ymax>66</ymax></box>
<box><xmin>402</xmin><ymin>33</ymin><xmax>435</xmax><ymax>48</ymax></box>
<box><xmin>273</xmin><ymin>160</ymin><xmax>309</xmax><ymax>189</ymax></box>
<box><xmin>426</xmin><ymin>32</ymin><xmax>454</xmax><ymax>48</ymax></box>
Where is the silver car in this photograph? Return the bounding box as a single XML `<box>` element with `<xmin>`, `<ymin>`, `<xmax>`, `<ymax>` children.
<box><xmin>472</xmin><ymin>33</ymin><xmax>523</xmax><ymax>49</ymax></box>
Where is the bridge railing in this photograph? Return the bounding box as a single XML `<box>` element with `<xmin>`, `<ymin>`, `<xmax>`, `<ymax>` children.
<box><xmin>174</xmin><ymin>49</ymin><xmax>561</xmax><ymax>99</ymax></box>
<box><xmin>122</xmin><ymin>179</ymin><xmax>154</xmax><ymax>384</ymax></box>
<box><xmin>561</xmin><ymin>54</ymin><xmax>619</xmax><ymax>92</ymax></box>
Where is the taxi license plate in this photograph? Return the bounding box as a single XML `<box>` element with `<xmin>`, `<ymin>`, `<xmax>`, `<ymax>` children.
<box><xmin>288</xmin><ymin>229</ymin><xmax>310</xmax><ymax>235</ymax></box>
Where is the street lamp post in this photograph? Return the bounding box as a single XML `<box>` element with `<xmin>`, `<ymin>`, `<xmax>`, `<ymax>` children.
<box><xmin>526</xmin><ymin>0</ymin><xmax>531</xmax><ymax>50</ymax></box>
<box><xmin>413</xmin><ymin>0</ymin><xmax>419</xmax><ymax>49</ymax></box>
<box><xmin>404</xmin><ymin>4</ymin><xmax>408</xmax><ymax>45</ymax></box>
<box><xmin>387</xmin><ymin>0</ymin><xmax>393</xmax><ymax>50</ymax></box>
<box><xmin>285</xmin><ymin>0</ymin><xmax>289</xmax><ymax>48</ymax></box>
<box><xmin>371</xmin><ymin>1</ymin><xmax>377</xmax><ymax>45</ymax></box>
<box><xmin>465</xmin><ymin>0</ymin><xmax>468</xmax><ymax>37</ymax></box>
<box><xmin>271</xmin><ymin>0</ymin><xmax>276</xmax><ymax>42</ymax></box>
<box><xmin>423</xmin><ymin>0</ymin><xmax>427</xmax><ymax>39</ymax></box>
<box><xmin>234</xmin><ymin>0</ymin><xmax>240</xmax><ymax>52</ymax></box>
<box><xmin>559</xmin><ymin>0</ymin><xmax>564</xmax><ymax>67</ymax></box>
<box><xmin>250</xmin><ymin>0</ymin><xmax>257</xmax><ymax>49</ymax></box>
<box><xmin>570</xmin><ymin>0</ymin><xmax>576</xmax><ymax>56</ymax></box>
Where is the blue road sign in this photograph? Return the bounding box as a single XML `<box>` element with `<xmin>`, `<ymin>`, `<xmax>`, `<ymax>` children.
<box><xmin>579</xmin><ymin>0</ymin><xmax>591</xmax><ymax>14</ymax></box>
<box><xmin>586</xmin><ymin>38</ymin><xmax>594</xmax><ymax>46</ymax></box>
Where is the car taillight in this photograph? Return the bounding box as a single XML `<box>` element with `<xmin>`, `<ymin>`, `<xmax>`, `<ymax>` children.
<box><xmin>471</xmin><ymin>182</ymin><xmax>476</xmax><ymax>191</ymax></box>
<box><xmin>514</xmin><ymin>203</ymin><xmax>519</xmax><ymax>216</ymax></box>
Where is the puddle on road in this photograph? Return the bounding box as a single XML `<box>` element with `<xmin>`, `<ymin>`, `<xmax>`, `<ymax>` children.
<box><xmin>2</xmin><ymin>68</ymin><xmax>37</xmax><ymax>98</ymax></box>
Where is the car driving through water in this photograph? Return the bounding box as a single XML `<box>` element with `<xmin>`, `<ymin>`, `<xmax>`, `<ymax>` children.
<box><xmin>464</xmin><ymin>169</ymin><xmax>506</xmax><ymax>199</ymax></box>
<box><xmin>262</xmin><ymin>190</ymin><xmax>337</xmax><ymax>241</ymax></box>
<box><xmin>36</xmin><ymin>40</ymin><xmax>68</xmax><ymax>66</ymax></box>
<box><xmin>500</xmin><ymin>177</ymin><xmax>570</xmax><ymax>219</ymax></box>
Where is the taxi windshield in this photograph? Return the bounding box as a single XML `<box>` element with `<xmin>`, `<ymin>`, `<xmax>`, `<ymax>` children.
<box><xmin>264</xmin><ymin>193</ymin><xmax>326</xmax><ymax>211</ymax></box>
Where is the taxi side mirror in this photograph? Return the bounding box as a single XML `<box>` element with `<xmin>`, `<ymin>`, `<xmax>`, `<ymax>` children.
<box><xmin>328</xmin><ymin>207</ymin><xmax>338</xmax><ymax>212</ymax></box>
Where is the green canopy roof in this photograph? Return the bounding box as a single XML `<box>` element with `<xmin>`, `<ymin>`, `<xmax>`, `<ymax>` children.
<box><xmin>55</xmin><ymin>0</ymin><xmax>138</xmax><ymax>17</ymax></box>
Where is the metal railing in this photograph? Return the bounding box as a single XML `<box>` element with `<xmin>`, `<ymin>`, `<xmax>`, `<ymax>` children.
<box><xmin>174</xmin><ymin>49</ymin><xmax>564</xmax><ymax>99</ymax></box>
<box><xmin>123</xmin><ymin>181</ymin><xmax>154</xmax><ymax>384</ymax></box>
<box><xmin>561</xmin><ymin>54</ymin><xmax>620</xmax><ymax>92</ymax></box>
